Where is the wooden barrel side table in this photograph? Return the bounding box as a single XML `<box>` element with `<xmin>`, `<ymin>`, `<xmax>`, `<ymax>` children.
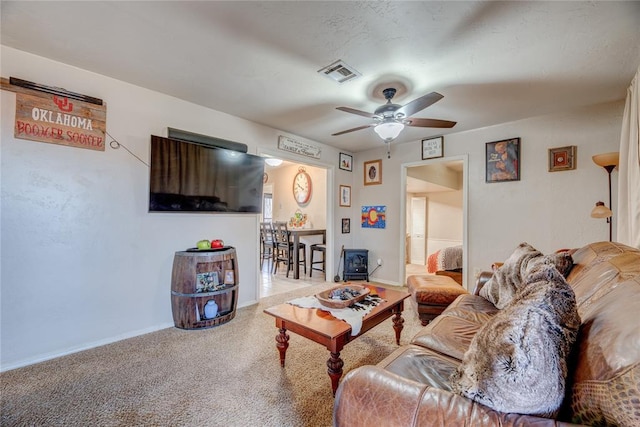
<box><xmin>171</xmin><ymin>247</ymin><xmax>238</xmax><ymax>329</ymax></box>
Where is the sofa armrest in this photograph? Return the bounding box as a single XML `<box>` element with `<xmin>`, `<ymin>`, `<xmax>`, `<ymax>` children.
<box><xmin>473</xmin><ymin>271</ymin><xmax>494</xmax><ymax>295</ymax></box>
<box><xmin>333</xmin><ymin>365</ymin><xmax>429</xmax><ymax>427</ymax></box>
<box><xmin>334</xmin><ymin>366</ymin><xmax>579</xmax><ymax>427</ymax></box>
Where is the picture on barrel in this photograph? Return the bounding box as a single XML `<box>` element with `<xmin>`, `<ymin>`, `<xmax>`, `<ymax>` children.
<box><xmin>224</xmin><ymin>270</ymin><xmax>235</xmax><ymax>285</ymax></box>
<box><xmin>196</xmin><ymin>271</ymin><xmax>221</xmax><ymax>292</ymax></box>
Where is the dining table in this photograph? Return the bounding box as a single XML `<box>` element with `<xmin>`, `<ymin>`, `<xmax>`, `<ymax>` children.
<box><xmin>288</xmin><ymin>228</ymin><xmax>326</xmax><ymax>279</ymax></box>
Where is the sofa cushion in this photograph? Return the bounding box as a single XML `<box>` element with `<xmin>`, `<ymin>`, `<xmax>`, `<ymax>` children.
<box><xmin>451</xmin><ymin>265</ymin><xmax>580</xmax><ymax>417</ymax></box>
<box><xmin>479</xmin><ymin>242</ymin><xmax>573</xmax><ymax>309</ymax></box>
<box><xmin>377</xmin><ymin>345</ymin><xmax>461</xmax><ymax>391</ymax></box>
<box><xmin>409</xmin><ymin>294</ymin><xmax>499</xmax><ymax>361</ymax></box>
<box><xmin>440</xmin><ymin>294</ymin><xmax>499</xmax><ymax>324</ymax></box>
<box><xmin>411</xmin><ymin>315</ymin><xmax>481</xmax><ymax>361</ymax></box>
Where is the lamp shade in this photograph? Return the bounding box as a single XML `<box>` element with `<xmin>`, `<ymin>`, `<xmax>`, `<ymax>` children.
<box><xmin>592</xmin><ymin>152</ymin><xmax>619</xmax><ymax>168</ymax></box>
<box><xmin>374</xmin><ymin>121</ymin><xmax>404</xmax><ymax>142</ymax></box>
<box><xmin>591</xmin><ymin>201</ymin><xmax>613</xmax><ymax>218</ymax></box>
<box><xmin>264</xmin><ymin>158</ymin><xmax>283</xmax><ymax>167</ymax></box>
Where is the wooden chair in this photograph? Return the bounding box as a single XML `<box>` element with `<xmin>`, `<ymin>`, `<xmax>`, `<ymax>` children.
<box><xmin>272</xmin><ymin>221</ymin><xmax>306</xmax><ymax>277</ymax></box>
<box><xmin>260</xmin><ymin>222</ymin><xmax>275</xmax><ymax>270</ymax></box>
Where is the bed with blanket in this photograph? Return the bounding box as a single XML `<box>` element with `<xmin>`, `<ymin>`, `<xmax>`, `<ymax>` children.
<box><xmin>426</xmin><ymin>245</ymin><xmax>463</xmax><ymax>284</ymax></box>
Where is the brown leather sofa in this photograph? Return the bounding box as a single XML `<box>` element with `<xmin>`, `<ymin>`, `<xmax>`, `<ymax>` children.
<box><xmin>334</xmin><ymin>242</ymin><xmax>640</xmax><ymax>427</ymax></box>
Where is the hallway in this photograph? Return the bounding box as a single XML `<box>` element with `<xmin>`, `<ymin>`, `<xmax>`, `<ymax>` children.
<box><xmin>259</xmin><ymin>260</ymin><xmax>328</xmax><ymax>298</ymax></box>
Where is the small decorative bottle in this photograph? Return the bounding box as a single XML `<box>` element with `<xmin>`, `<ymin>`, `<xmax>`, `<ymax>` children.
<box><xmin>204</xmin><ymin>300</ymin><xmax>218</xmax><ymax>319</ymax></box>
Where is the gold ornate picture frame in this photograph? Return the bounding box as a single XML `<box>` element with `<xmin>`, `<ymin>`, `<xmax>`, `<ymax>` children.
<box><xmin>364</xmin><ymin>159</ymin><xmax>382</xmax><ymax>185</ymax></box>
<box><xmin>548</xmin><ymin>146</ymin><xmax>576</xmax><ymax>172</ymax></box>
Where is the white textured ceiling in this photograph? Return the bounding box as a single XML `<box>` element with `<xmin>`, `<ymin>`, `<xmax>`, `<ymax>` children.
<box><xmin>2</xmin><ymin>1</ymin><xmax>639</xmax><ymax>152</ymax></box>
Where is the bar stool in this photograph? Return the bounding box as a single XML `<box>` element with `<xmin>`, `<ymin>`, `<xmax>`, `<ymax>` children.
<box><xmin>309</xmin><ymin>244</ymin><xmax>326</xmax><ymax>277</ymax></box>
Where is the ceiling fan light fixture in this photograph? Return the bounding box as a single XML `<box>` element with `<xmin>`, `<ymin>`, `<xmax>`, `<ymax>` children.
<box><xmin>374</xmin><ymin>121</ymin><xmax>404</xmax><ymax>142</ymax></box>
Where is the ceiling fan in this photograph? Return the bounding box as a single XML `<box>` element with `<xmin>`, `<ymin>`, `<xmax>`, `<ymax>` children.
<box><xmin>332</xmin><ymin>88</ymin><xmax>457</xmax><ymax>143</ymax></box>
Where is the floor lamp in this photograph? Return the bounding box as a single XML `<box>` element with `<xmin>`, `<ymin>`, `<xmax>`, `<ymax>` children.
<box><xmin>591</xmin><ymin>152</ymin><xmax>619</xmax><ymax>242</ymax></box>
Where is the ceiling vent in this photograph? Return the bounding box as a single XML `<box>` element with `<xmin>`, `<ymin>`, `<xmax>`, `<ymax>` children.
<box><xmin>318</xmin><ymin>60</ymin><xmax>361</xmax><ymax>84</ymax></box>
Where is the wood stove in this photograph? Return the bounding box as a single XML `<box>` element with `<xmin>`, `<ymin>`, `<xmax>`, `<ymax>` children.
<box><xmin>343</xmin><ymin>249</ymin><xmax>369</xmax><ymax>281</ymax></box>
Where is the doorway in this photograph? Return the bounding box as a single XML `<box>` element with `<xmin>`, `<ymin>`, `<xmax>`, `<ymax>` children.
<box><xmin>258</xmin><ymin>157</ymin><xmax>332</xmax><ymax>298</ymax></box>
<box><xmin>402</xmin><ymin>156</ymin><xmax>467</xmax><ymax>288</ymax></box>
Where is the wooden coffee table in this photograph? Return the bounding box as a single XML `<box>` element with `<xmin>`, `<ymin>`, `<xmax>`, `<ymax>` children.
<box><xmin>263</xmin><ymin>284</ymin><xmax>410</xmax><ymax>396</ymax></box>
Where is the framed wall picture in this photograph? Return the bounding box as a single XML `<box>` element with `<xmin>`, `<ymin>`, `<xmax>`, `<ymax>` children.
<box><xmin>548</xmin><ymin>146</ymin><xmax>576</xmax><ymax>172</ymax></box>
<box><xmin>361</xmin><ymin>205</ymin><xmax>386</xmax><ymax>229</ymax></box>
<box><xmin>339</xmin><ymin>152</ymin><xmax>353</xmax><ymax>172</ymax></box>
<box><xmin>422</xmin><ymin>136</ymin><xmax>444</xmax><ymax>159</ymax></box>
<box><xmin>486</xmin><ymin>138</ymin><xmax>520</xmax><ymax>183</ymax></box>
<box><xmin>364</xmin><ymin>159</ymin><xmax>382</xmax><ymax>185</ymax></box>
<box><xmin>341</xmin><ymin>218</ymin><xmax>350</xmax><ymax>234</ymax></box>
<box><xmin>339</xmin><ymin>185</ymin><xmax>351</xmax><ymax>207</ymax></box>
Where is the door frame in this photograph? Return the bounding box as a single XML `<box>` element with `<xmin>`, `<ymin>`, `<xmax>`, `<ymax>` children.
<box><xmin>399</xmin><ymin>154</ymin><xmax>469</xmax><ymax>290</ymax></box>
<box><xmin>257</xmin><ymin>148</ymin><xmax>335</xmax><ymax>291</ymax></box>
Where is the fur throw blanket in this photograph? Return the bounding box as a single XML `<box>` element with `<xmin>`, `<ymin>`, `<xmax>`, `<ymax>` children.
<box><xmin>451</xmin><ymin>265</ymin><xmax>580</xmax><ymax>417</ymax></box>
<box><xmin>479</xmin><ymin>242</ymin><xmax>573</xmax><ymax>309</ymax></box>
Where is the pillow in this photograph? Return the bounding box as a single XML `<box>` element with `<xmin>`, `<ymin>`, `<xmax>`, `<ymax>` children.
<box><xmin>479</xmin><ymin>242</ymin><xmax>541</xmax><ymax>308</ymax></box>
<box><xmin>479</xmin><ymin>242</ymin><xmax>573</xmax><ymax>309</ymax></box>
<box><xmin>527</xmin><ymin>251</ymin><xmax>574</xmax><ymax>278</ymax></box>
<box><xmin>451</xmin><ymin>265</ymin><xmax>580</xmax><ymax>417</ymax></box>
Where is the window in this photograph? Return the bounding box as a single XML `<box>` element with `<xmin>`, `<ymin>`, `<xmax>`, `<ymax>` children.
<box><xmin>262</xmin><ymin>193</ymin><xmax>273</xmax><ymax>222</ymax></box>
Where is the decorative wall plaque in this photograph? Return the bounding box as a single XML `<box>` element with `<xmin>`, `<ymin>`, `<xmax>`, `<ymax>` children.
<box><xmin>277</xmin><ymin>135</ymin><xmax>321</xmax><ymax>159</ymax></box>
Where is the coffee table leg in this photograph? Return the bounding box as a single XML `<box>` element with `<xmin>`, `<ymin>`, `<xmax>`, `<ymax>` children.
<box><xmin>276</xmin><ymin>327</ymin><xmax>290</xmax><ymax>367</ymax></box>
<box><xmin>327</xmin><ymin>352</ymin><xmax>344</xmax><ymax>396</ymax></box>
<box><xmin>392</xmin><ymin>308</ymin><xmax>405</xmax><ymax>345</ymax></box>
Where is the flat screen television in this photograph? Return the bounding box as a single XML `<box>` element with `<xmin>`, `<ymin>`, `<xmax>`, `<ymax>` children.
<box><xmin>149</xmin><ymin>135</ymin><xmax>264</xmax><ymax>213</ymax></box>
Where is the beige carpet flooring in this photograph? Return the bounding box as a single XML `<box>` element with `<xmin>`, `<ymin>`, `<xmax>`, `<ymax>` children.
<box><xmin>1</xmin><ymin>283</ymin><xmax>423</xmax><ymax>427</ymax></box>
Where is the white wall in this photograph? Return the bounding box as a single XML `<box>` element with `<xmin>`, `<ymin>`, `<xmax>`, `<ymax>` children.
<box><xmin>0</xmin><ymin>46</ymin><xmax>352</xmax><ymax>370</ymax></box>
<box><xmin>426</xmin><ymin>190</ymin><xmax>463</xmax><ymax>255</ymax></box>
<box><xmin>405</xmin><ymin>190</ymin><xmax>463</xmax><ymax>261</ymax></box>
<box><xmin>353</xmin><ymin>100</ymin><xmax>623</xmax><ymax>288</ymax></box>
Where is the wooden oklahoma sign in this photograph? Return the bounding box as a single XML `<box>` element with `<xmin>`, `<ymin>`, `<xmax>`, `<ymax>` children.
<box><xmin>2</xmin><ymin>78</ymin><xmax>107</xmax><ymax>151</ymax></box>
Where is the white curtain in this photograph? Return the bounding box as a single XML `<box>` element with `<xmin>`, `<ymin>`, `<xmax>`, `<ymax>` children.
<box><xmin>617</xmin><ymin>66</ymin><xmax>640</xmax><ymax>248</ymax></box>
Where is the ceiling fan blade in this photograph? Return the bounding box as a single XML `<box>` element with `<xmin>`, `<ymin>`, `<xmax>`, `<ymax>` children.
<box><xmin>336</xmin><ymin>106</ymin><xmax>377</xmax><ymax>119</ymax></box>
<box><xmin>405</xmin><ymin>117</ymin><xmax>457</xmax><ymax>128</ymax></box>
<box><xmin>332</xmin><ymin>124</ymin><xmax>374</xmax><ymax>136</ymax></box>
<box><xmin>396</xmin><ymin>92</ymin><xmax>444</xmax><ymax>118</ymax></box>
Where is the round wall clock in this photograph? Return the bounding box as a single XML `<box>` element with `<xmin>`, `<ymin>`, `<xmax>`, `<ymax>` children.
<box><xmin>292</xmin><ymin>167</ymin><xmax>312</xmax><ymax>204</ymax></box>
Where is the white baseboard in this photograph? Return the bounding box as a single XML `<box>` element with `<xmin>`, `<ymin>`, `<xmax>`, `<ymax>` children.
<box><xmin>238</xmin><ymin>299</ymin><xmax>259</xmax><ymax>308</ymax></box>
<box><xmin>370</xmin><ymin>278</ymin><xmax>403</xmax><ymax>287</ymax></box>
<box><xmin>0</xmin><ymin>322</ymin><xmax>175</xmax><ymax>372</ymax></box>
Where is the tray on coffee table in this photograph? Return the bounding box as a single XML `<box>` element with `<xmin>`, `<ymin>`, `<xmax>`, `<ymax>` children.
<box><xmin>315</xmin><ymin>285</ymin><xmax>370</xmax><ymax>309</ymax></box>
